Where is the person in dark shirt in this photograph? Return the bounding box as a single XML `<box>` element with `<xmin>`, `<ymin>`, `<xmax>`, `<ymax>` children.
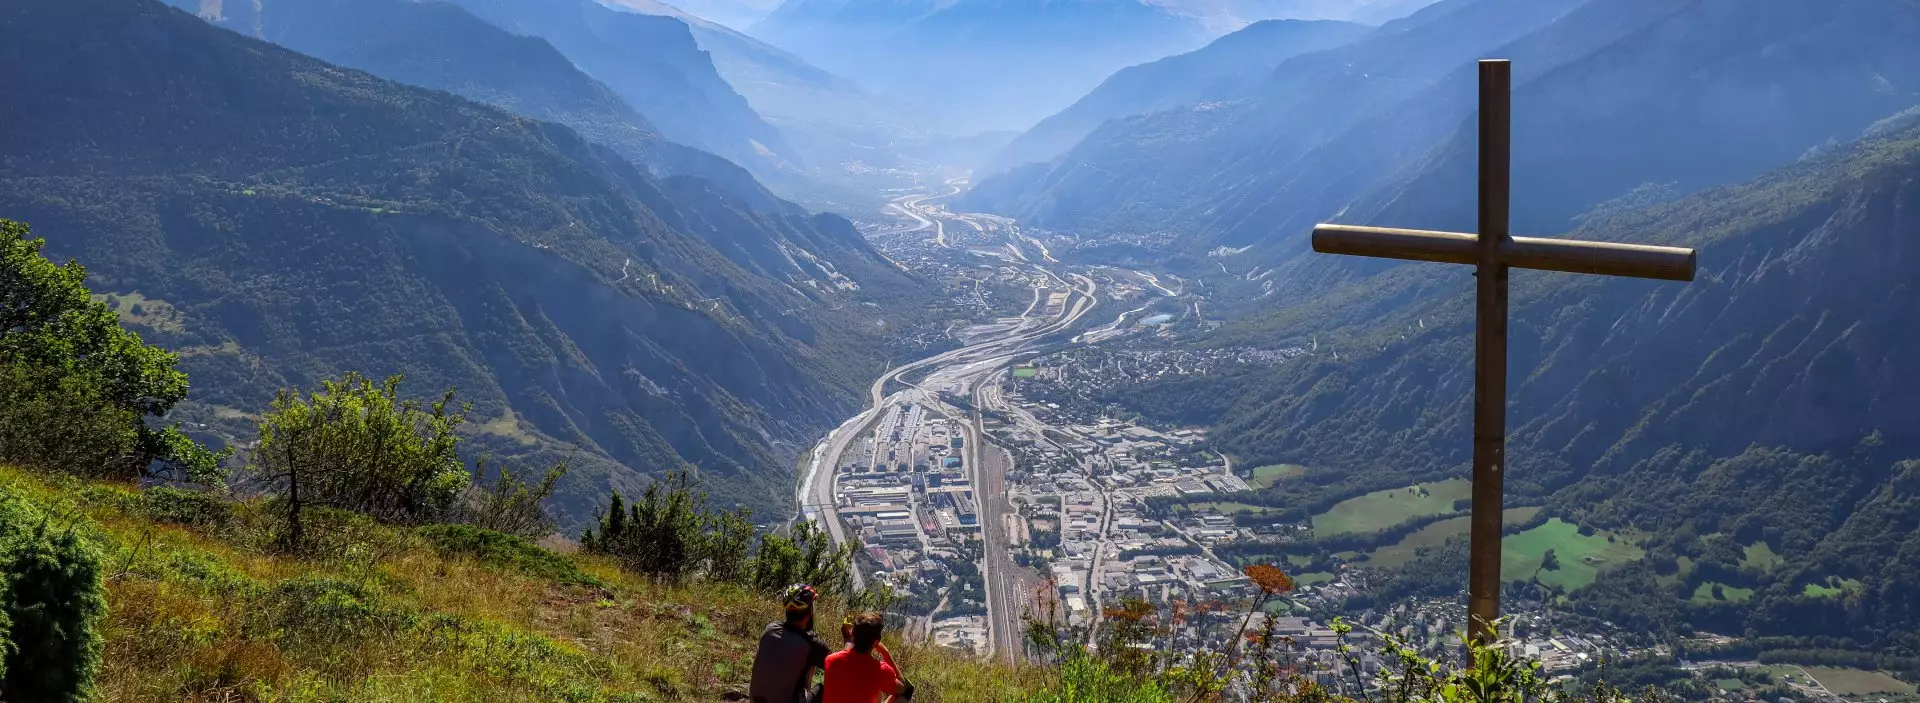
<box><xmin>749</xmin><ymin>584</ymin><xmax>834</xmax><ymax>703</ymax></box>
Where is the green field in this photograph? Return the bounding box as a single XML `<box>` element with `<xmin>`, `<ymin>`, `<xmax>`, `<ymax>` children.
<box><xmin>1803</xmin><ymin>576</ymin><xmax>1864</xmax><ymax>598</ymax></box>
<box><xmin>1188</xmin><ymin>501</ymin><xmax>1268</xmax><ymax>515</ymax></box>
<box><xmin>1365</xmin><ymin>507</ymin><xmax>1543</xmax><ymax>570</ymax></box>
<box><xmin>1296</xmin><ymin>572</ymin><xmax>1335</xmax><ymax>586</ymax></box>
<box><xmin>1012</xmin><ymin>367</ymin><xmax>1038</xmax><ymax>379</ymax></box>
<box><xmin>1741</xmin><ymin>541</ymin><xmax>1781</xmax><ymax>571</ymax></box>
<box><xmin>1803</xmin><ymin>667</ymin><xmax>1918</xmax><ymax>695</ymax></box>
<box><xmin>1500</xmin><ymin>519</ymin><xmax>1643</xmax><ymax>590</ymax></box>
<box><xmin>1312</xmin><ymin>479</ymin><xmax>1471</xmax><ymax>536</ymax></box>
<box><xmin>1691</xmin><ymin>582</ymin><xmax>1755</xmax><ymax>603</ymax></box>
<box><xmin>1249</xmin><ymin>464</ymin><xmax>1305</xmax><ymax>489</ymax></box>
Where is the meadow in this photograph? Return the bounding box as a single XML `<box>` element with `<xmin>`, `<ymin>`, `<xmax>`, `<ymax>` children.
<box><xmin>1363</xmin><ymin>507</ymin><xmax>1542</xmax><ymax>570</ymax></box>
<box><xmin>1311</xmin><ymin>479</ymin><xmax>1471</xmax><ymax>536</ymax></box>
<box><xmin>1499</xmin><ymin>518</ymin><xmax>1642</xmax><ymax>590</ymax></box>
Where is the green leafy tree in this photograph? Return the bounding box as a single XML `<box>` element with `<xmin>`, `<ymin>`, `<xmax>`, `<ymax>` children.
<box><xmin>1541</xmin><ymin>548</ymin><xmax>1562</xmax><ymax>572</ymax></box>
<box><xmin>248</xmin><ymin>372</ymin><xmax>471</xmax><ymax>549</ymax></box>
<box><xmin>0</xmin><ymin>219</ymin><xmax>224</xmax><ymax>483</ymax></box>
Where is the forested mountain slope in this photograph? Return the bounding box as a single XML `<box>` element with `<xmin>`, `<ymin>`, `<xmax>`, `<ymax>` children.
<box><xmin>1111</xmin><ymin>114</ymin><xmax>1920</xmax><ymax>650</ymax></box>
<box><xmin>982</xmin><ymin>18</ymin><xmax>1369</xmax><ymax>175</ymax></box>
<box><xmin>965</xmin><ymin>0</ymin><xmax>1920</xmax><ymax>270</ymax></box>
<box><xmin>600</xmin><ymin>0</ymin><xmax>941</xmax><ymax>184</ymax></box>
<box><xmin>437</xmin><ymin>0</ymin><xmax>800</xmax><ymax>180</ymax></box>
<box><xmin>0</xmin><ymin>0</ymin><xmax>924</xmax><ymax>528</ymax></box>
<box><xmin>172</xmin><ymin>0</ymin><xmax>895</xmax><ymax>287</ymax></box>
<box><xmin>959</xmin><ymin>0</ymin><xmax>1588</xmax><ymax>234</ymax></box>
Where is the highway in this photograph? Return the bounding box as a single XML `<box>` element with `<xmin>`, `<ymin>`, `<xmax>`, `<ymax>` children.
<box><xmin>796</xmin><ymin>183</ymin><xmax>1166</xmax><ymax>662</ymax></box>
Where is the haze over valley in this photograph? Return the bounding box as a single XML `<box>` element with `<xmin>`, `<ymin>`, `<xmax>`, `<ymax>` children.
<box><xmin>5</xmin><ymin>0</ymin><xmax>1920</xmax><ymax>700</ymax></box>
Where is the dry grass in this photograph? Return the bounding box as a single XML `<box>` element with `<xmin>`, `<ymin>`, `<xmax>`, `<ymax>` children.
<box><xmin>0</xmin><ymin>467</ymin><xmax>1042</xmax><ymax>702</ymax></box>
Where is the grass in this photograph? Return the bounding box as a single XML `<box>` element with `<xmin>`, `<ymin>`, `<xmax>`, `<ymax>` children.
<box><xmin>1803</xmin><ymin>576</ymin><xmax>1864</xmax><ymax>599</ymax></box>
<box><xmin>1741</xmin><ymin>541</ymin><xmax>1781</xmax><ymax>571</ymax></box>
<box><xmin>92</xmin><ymin>291</ymin><xmax>187</xmax><ymax>333</ymax></box>
<box><xmin>1187</xmin><ymin>501</ymin><xmax>1268</xmax><ymax>515</ymax></box>
<box><xmin>471</xmin><ymin>408</ymin><xmax>540</xmax><ymax>445</ymax></box>
<box><xmin>1295</xmin><ymin>572</ymin><xmax>1336</xmax><ymax>586</ymax></box>
<box><xmin>1247</xmin><ymin>464</ymin><xmax>1305</xmax><ymax>490</ymax></box>
<box><xmin>1803</xmin><ymin>667</ymin><xmax>1918</xmax><ymax>695</ymax></box>
<box><xmin>1500</xmin><ymin>519</ymin><xmax>1643</xmax><ymax>590</ymax></box>
<box><xmin>1714</xmin><ymin>678</ymin><xmax>1747</xmax><ymax>691</ymax></box>
<box><xmin>1690</xmin><ymin>582</ymin><xmax>1754</xmax><ymax>603</ymax></box>
<box><xmin>1012</xmin><ymin>367</ymin><xmax>1039</xmax><ymax>379</ymax></box>
<box><xmin>1311</xmin><ymin>479</ymin><xmax>1471</xmax><ymax>536</ymax></box>
<box><xmin>0</xmin><ymin>466</ymin><xmax>1042</xmax><ymax>702</ymax></box>
<box><xmin>1364</xmin><ymin>507</ymin><xmax>1542</xmax><ymax>570</ymax></box>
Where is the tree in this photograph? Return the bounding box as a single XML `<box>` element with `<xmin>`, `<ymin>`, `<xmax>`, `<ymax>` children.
<box><xmin>0</xmin><ymin>219</ymin><xmax>223</xmax><ymax>483</ymax></box>
<box><xmin>750</xmin><ymin>519</ymin><xmax>853</xmax><ymax>600</ymax></box>
<box><xmin>1541</xmin><ymin>548</ymin><xmax>1562</xmax><ymax>572</ymax></box>
<box><xmin>453</xmin><ymin>457</ymin><xmax>567</xmax><ymax>540</ymax></box>
<box><xmin>248</xmin><ymin>372</ymin><xmax>471</xmax><ymax>549</ymax></box>
<box><xmin>580</xmin><ymin>471</ymin><xmax>787</xmax><ymax>587</ymax></box>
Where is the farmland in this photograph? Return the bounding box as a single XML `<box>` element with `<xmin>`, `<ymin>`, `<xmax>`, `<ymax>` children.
<box><xmin>1363</xmin><ymin>507</ymin><xmax>1543</xmax><ymax>570</ymax></box>
<box><xmin>1312</xmin><ymin>479</ymin><xmax>1471</xmax><ymax>536</ymax></box>
<box><xmin>1500</xmin><ymin>518</ymin><xmax>1642</xmax><ymax>590</ymax></box>
<box><xmin>1249</xmin><ymin>464</ymin><xmax>1306</xmax><ymax>489</ymax></box>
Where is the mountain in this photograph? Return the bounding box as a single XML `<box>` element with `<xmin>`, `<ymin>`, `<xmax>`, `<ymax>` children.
<box><xmin>958</xmin><ymin>0</ymin><xmax>1591</xmax><ymax>239</ymax></box>
<box><xmin>418</xmin><ymin>0</ymin><xmax>801</xmax><ymax>179</ymax></box>
<box><xmin>982</xmin><ymin>18</ymin><xmax>1370</xmax><ymax>175</ymax></box>
<box><xmin>964</xmin><ymin>0</ymin><xmax>1920</xmax><ymax>268</ymax></box>
<box><xmin>1109</xmin><ymin>113</ymin><xmax>1920</xmax><ymax>650</ymax></box>
<box><xmin>651</xmin><ymin>0</ymin><xmax>783</xmax><ymax>29</ymax></box>
<box><xmin>0</xmin><ymin>0</ymin><xmax>927</xmax><ymax>528</ymax></box>
<box><xmin>598</xmin><ymin>0</ymin><xmax>952</xmax><ymax>205</ymax></box>
<box><xmin>752</xmin><ymin>0</ymin><xmax>1220</xmax><ymax>132</ymax></box>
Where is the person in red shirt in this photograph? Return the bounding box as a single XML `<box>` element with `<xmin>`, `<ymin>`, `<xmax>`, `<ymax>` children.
<box><xmin>822</xmin><ymin>612</ymin><xmax>913</xmax><ymax>703</ymax></box>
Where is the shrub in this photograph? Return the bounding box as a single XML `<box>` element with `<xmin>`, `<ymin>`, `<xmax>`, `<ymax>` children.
<box><xmin>139</xmin><ymin>486</ymin><xmax>234</xmax><ymax>529</ymax></box>
<box><xmin>451</xmin><ymin>457</ymin><xmax>567</xmax><ymax>540</ymax></box>
<box><xmin>0</xmin><ymin>492</ymin><xmax>107</xmax><ymax>703</ymax></box>
<box><xmin>417</xmin><ymin>524</ymin><xmax>598</xmax><ymax>586</ymax></box>
<box><xmin>247</xmin><ymin>372</ymin><xmax>471</xmax><ymax>549</ymax></box>
<box><xmin>249</xmin><ymin>577</ymin><xmax>414</xmax><ymax>664</ymax></box>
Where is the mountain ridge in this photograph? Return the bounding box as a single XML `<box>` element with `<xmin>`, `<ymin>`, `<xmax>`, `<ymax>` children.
<box><xmin>0</xmin><ymin>0</ymin><xmax>926</xmax><ymax>528</ymax></box>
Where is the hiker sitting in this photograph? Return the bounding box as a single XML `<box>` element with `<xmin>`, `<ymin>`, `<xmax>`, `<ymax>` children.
<box><xmin>823</xmin><ymin>612</ymin><xmax>914</xmax><ymax>703</ymax></box>
<box><xmin>749</xmin><ymin>584</ymin><xmax>833</xmax><ymax>703</ymax></box>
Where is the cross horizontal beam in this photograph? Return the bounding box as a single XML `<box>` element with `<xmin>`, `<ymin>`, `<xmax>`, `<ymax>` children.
<box><xmin>1312</xmin><ymin>224</ymin><xmax>1696</xmax><ymax>282</ymax></box>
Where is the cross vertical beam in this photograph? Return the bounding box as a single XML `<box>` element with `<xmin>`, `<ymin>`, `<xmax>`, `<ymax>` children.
<box><xmin>1308</xmin><ymin>58</ymin><xmax>1694</xmax><ymax>656</ymax></box>
<box><xmin>1469</xmin><ymin>59</ymin><xmax>1511</xmax><ymax>645</ymax></box>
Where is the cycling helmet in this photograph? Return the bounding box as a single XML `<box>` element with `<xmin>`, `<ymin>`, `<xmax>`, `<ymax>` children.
<box><xmin>784</xmin><ymin>584</ymin><xmax>818</xmax><ymax>613</ymax></box>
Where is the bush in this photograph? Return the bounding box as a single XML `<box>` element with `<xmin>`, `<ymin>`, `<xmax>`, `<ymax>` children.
<box><xmin>0</xmin><ymin>492</ymin><xmax>107</xmax><ymax>703</ymax></box>
<box><xmin>249</xmin><ymin>577</ymin><xmax>413</xmax><ymax>660</ymax></box>
<box><xmin>139</xmin><ymin>486</ymin><xmax>234</xmax><ymax>528</ymax></box>
<box><xmin>417</xmin><ymin>524</ymin><xmax>598</xmax><ymax>586</ymax></box>
<box><xmin>450</xmin><ymin>457</ymin><xmax>566</xmax><ymax>540</ymax></box>
<box><xmin>247</xmin><ymin>372</ymin><xmax>471</xmax><ymax>549</ymax></box>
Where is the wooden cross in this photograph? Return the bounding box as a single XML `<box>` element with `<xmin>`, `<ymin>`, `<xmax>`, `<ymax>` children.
<box><xmin>1310</xmin><ymin>60</ymin><xmax>1696</xmax><ymax>644</ymax></box>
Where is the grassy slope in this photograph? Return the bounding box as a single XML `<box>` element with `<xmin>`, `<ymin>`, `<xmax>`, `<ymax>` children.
<box><xmin>0</xmin><ymin>467</ymin><xmax>1035</xmax><ymax>702</ymax></box>
<box><xmin>1311</xmin><ymin>479</ymin><xmax>1470</xmax><ymax>536</ymax></box>
<box><xmin>1498</xmin><ymin>519</ymin><xmax>1642</xmax><ymax>590</ymax></box>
